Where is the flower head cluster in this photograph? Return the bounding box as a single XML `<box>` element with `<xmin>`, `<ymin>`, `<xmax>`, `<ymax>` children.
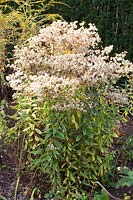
<box><xmin>7</xmin><ymin>21</ymin><xmax>133</xmax><ymax>109</ymax></box>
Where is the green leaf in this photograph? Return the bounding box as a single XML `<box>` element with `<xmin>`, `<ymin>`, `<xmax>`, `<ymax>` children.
<box><xmin>29</xmin><ymin>123</ymin><xmax>35</xmax><ymax>130</ymax></box>
<box><xmin>70</xmin><ymin>173</ymin><xmax>76</xmax><ymax>182</ymax></box>
<box><xmin>45</xmin><ymin>131</ymin><xmax>53</xmax><ymax>140</ymax></box>
<box><xmin>72</xmin><ymin>114</ymin><xmax>79</xmax><ymax>129</ymax></box>
<box><xmin>23</xmin><ymin>127</ymin><xmax>31</xmax><ymax>132</ymax></box>
<box><xmin>116</xmin><ymin>170</ymin><xmax>133</xmax><ymax>188</ymax></box>
<box><xmin>56</xmin><ymin>132</ymin><xmax>65</xmax><ymax>139</ymax></box>
<box><xmin>76</xmin><ymin>134</ymin><xmax>82</xmax><ymax>142</ymax></box>
<box><xmin>92</xmin><ymin>190</ymin><xmax>110</xmax><ymax>200</ymax></box>
<box><xmin>0</xmin><ymin>194</ymin><xmax>7</xmax><ymax>200</ymax></box>
<box><xmin>32</xmin><ymin>113</ymin><xmax>36</xmax><ymax>119</ymax></box>
<box><xmin>35</xmin><ymin>135</ymin><xmax>40</xmax><ymax>142</ymax></box>
<box><xmin>35</xmin><ymin>128</ymin><xmax>42</xmax><ymax>135</ymax></box>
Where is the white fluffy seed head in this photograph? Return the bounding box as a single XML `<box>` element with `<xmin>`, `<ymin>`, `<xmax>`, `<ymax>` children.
<box><xmin>7</xmin><ymin>21</ymin><xmax>133</xmax><ymax>110</ymax></box>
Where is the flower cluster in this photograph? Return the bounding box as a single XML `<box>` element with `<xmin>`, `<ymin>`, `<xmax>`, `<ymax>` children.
<box><xmin>7</xmin><ymin>21</ymin><xmax>133</xmax><ymax>109</ymax></box>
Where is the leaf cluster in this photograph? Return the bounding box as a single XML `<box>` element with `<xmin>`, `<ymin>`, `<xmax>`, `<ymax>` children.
<box><xmin>0</xmin><ymin>91</ymin><xmax>120</xmax><ymax>199</ymax></box>
<box><xmin>92</xmin><ymin>190</ymin><xmax>110</xmax><ymax>200</ymax></box>
<box><xmin>0</xmin><ymin>0</ymin><xmax>63</xmax><ymax>46</ymax></box>
<box><xmin>116</xmin><ymin>169</ymin><xmax>133</xmax><ymax>189</ymax></box>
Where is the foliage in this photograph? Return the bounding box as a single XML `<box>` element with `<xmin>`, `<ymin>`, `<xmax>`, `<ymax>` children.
<box><xmin>116</xmin><ymin>168</ymin><xmax>133</xmax><ymax>189</ymax></box>
<box><xmin>0</xmin><ymin>0</ymin><xmax>63</xmax><ymax>54</ymax></box>
<box><xmin>2</xmin><ymin>93</ymin><xmax>119</xmax><ymax>199</ymax></box>
<box><xmin>0</xmin><ymin>0</ymin><xmax>63</xmax><ymax>29</ymax></box>
<box><xmin>92</xmin><ymin>190</ymin><xmax>110</xmax><ymax>200</ymax></box>
<box><xmin>0</xmin><ymin>194</ymin><xmax>7</xmax><ymax>200</ymax></box>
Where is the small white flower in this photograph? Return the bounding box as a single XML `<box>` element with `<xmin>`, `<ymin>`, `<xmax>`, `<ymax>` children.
<box><xmin>117</xmin><ymin>167</ymin><xmax>121</xmax><ymax>171</ymax></box>
<box><xmin>6</xmin><ymin>20</ymin><xmax>133</xmax><ymax>110</ymax></box>
<box><xmin>49</xmin><ymin>144</ymin><xmax>57</xmax><ymax>150</ymax></box>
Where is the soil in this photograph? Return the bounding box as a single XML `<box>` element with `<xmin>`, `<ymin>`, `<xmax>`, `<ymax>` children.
<box><xmin>0</xmin><ymin>142</ymin><xmax>51</xmax><ymax>200</ymax></box>
<box><xmin>0</xmin><ymin>113</ymin><xmax>133</xmax><ymax>200</ymax></box>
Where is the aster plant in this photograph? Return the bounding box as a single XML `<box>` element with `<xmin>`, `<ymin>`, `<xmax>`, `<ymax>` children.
<box><xmin>7</xmin><ymin>21</ymin><xmax>132</xmax><ymax>108</ymax></box>
<box><xmin>4</xmin><ymin>21</ymin><xmax>133</xmax><ymax>199</ymax></box>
